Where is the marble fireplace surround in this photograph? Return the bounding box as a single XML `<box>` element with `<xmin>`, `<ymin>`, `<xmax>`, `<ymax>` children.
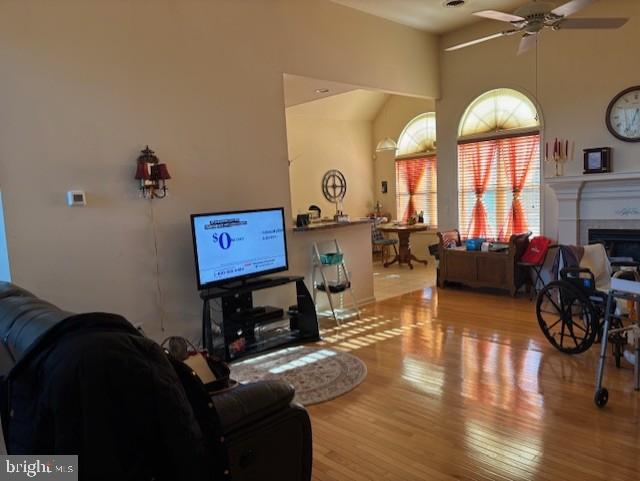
<box><xmin>547</xmin><ymin>172</ymin><xmax>640</xmax><ymax>245</ymax></box>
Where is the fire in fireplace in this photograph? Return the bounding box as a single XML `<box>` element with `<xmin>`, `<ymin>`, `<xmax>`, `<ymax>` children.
<box><xmin>588</xmin><ymin>229</ymin><xmax>640</xmax><ymax>262</ymax></box>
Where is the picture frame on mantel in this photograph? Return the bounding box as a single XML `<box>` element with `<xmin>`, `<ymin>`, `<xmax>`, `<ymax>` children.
<box><xmin>583</xmin><ymin>147</ymin><xmax>612</xmax><ymax>174</ymax></box>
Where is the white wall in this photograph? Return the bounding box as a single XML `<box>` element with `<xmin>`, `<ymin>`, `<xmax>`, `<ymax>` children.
<box><xmin>286</xmin><ymin>90</ymin><xmax>385</xmax><ymax>219</ymax></box>
<box><xmin>0</xmin><ymin>0</ymin><xmax>438</xmax><ymax>341</ymax></box>
<box><xmin>437</xmin><ymin>0</ymin><xmax>640</xmax><ymax>240</ymax></box>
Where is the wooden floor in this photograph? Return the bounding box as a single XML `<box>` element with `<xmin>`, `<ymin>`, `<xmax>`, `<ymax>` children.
<box><xmin>308</xmin><ymin>287</ymin><xmax>640</xmax><ymax>481</ymax></box>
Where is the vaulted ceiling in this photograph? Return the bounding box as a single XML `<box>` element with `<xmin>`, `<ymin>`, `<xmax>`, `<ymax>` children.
<box><xmin>330</xmin><ymin>0</ymin><xmax>532</xmax><ymax>33</ymax></box>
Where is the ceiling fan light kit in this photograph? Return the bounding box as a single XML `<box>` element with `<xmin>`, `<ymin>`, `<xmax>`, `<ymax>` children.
<box><xmin>445</xmin><ymin>0</ymin><xmax>629</xmax><ymax>55</ymax></box>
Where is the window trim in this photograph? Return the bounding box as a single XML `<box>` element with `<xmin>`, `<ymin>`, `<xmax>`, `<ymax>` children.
<box><xmin>457</xmin><ymin>127</ymin><xmax>541</xmax><ymax>145</ymax></box>
<box><xmin>395</xmin><ymin>150</ymin><xmax>437</xmax><ymax>161</ymax></box>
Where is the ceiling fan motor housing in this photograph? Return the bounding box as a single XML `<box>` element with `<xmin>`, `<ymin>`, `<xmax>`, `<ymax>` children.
<box><xmin>514</xmin><ymin>2</ymin><xmax>556</xmax><ymax>18</ymax></box>
<box><xmin>514</xmin><ymin>1</ymin><xmax>563</xmax><ymax>32</ymax></box>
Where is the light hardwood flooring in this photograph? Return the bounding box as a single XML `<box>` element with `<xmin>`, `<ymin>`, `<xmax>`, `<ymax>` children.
<box><xmin>373</xmin><ymin>260</ymin><xmax>436</xmax><ymax>302</ymax></box>
<box><xmin>308</xmin><ymin>287</ymin><xmax>640</xmax><ymax>481</ymax></box>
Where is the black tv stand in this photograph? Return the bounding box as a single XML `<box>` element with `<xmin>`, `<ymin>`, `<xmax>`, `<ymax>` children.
<box><xmin>217</xmin><ymin>276</ymin><xmax>279</xmax><ymax>291</ymax></box>
<box><xmin>200</xmin><ymin>275</ymin><xmax>319</xmax><ymax>361</ymax></box>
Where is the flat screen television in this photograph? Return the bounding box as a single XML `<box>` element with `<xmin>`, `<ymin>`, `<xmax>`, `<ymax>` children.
<box><xmin>190</xmin><ymin>207</ymin><xmax>288</xmax><ymax>289</ymax></box>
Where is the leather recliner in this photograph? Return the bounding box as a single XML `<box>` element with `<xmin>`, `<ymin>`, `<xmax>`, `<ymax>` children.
<box><xmin>0</xmin><ymin>282</ymin><xmax>312</xmax><ymax>481</ymax></box>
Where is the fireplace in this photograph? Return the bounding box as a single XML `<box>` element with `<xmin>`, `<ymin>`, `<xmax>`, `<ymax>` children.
<box><xmin>588</xmin><ymin>229</ymin><xmax>640</xmax><ymax>262</ymax></box>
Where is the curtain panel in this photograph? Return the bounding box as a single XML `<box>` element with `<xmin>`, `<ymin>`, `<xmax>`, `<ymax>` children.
<box><xmin>396</xmin><ymin>155</ymin><xmax>437</xmax><ymax>224</ymax></box>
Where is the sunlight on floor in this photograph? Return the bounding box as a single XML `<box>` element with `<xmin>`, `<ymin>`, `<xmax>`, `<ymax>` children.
<box><xmin>316</xmin><ymin>309</ymin><xmax>429</xmax><ymax>353</ymax></box>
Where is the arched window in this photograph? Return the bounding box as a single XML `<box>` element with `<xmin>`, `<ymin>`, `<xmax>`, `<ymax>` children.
<box><xmin>395</xmin><ymin>113</ymin><xmax>437</xmax><ymax>225</ymax></box>
<box><xmin>457</xmin><ymin>89</ymin><xmax>541</xmax><ymax>241</ymax></box>
<box><xmin>397</xmin><ymin>112</ymin><xmax>436</xmax><ymax>156</ymax></box>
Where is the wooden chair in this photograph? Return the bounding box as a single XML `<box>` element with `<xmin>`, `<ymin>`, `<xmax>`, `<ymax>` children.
<box><xmin>371</xmin><ymin>222</ymin><xmax>398</xmax><ymax>265</ymax></box>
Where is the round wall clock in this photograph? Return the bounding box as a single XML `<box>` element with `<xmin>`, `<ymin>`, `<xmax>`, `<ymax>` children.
<box><xmin>606</xmin><ymin>86</ymin><xmax>640</xmax><ymax>142</ymax></box>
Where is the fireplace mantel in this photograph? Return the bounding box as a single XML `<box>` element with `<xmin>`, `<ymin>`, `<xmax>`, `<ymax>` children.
<box><xmin>546</xmin><ymin>171</ymin><xmax>640</xmax><ymax>187</ymax></box>
<box><xmin>546</xmin><ymin>172</ymin><xmax>640</xmax><ymax>244</ymax></box>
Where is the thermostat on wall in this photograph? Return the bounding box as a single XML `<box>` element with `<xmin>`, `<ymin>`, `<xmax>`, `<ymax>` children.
<box><xmin>67</xmin><ymin>191</ymin><xmax>86</xmax><ymax>207</ymax></box>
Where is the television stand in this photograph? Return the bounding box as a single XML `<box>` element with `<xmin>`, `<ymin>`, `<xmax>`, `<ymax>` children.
<box><xmin>217</xmin><ymin>276</ymin><xmax>279</xmax><ymax>291</ymax></box>
<box><xmin>199</xmin><ymin>275</ymin><xmax>319</xmax><ymax>362</ymax></box>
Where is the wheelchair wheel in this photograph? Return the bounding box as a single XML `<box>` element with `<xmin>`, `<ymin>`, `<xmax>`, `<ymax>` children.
<box><xmin>536</xmin><ymin>281</ymin><xmax>598</xmax><ymax>354</ymax></box>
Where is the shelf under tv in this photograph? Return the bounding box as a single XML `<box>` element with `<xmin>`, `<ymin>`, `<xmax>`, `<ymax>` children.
<box><xmin>200</xmin><ymin>275</ymin><xmax>319</xmax><ymax>362</ymax></box>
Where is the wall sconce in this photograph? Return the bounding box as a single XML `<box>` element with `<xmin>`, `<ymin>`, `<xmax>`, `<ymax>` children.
<box><xmin>135</xmin><ymin>146</ymin><xmax>171</xmax><ymax>199</ymax></box>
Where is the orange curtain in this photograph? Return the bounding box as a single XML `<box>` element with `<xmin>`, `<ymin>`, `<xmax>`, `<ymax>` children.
<box><xmin>498</xmin><ymin>135</ymin><xmax>539</xmax><ymax>239</ymax></box>
<box><xmin>461</xmin><ymin>141</ymin><xmax>497</xmax><ymax>238</ymax></box>
<box><xmin>397</xmin><ymin>158</ymin><xmax>427</xmax><ymax>222</ymax></box>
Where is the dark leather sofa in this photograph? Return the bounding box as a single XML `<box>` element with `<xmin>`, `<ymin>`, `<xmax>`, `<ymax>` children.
<box><xmin>0</xmin><ymin>282</ymin><xmax>312</xmax><ymax>481</ymax></box>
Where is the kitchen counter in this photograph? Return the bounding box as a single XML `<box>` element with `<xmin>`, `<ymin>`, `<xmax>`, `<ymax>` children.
<box><xmin>287</xmin><ymin>219</ymin><xmax>375</xmax><ymax>309</ymax></box>
<box><xmin>292</xmin><ymin>219</ymin><xmax>372</xmax><ymax>232</ymax></box>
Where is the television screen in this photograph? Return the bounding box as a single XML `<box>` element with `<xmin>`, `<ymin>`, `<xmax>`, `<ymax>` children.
<box><xmin>191</xmin><ymin>207</ymin><xmax>288</xmax><ymax>289</ymax></box>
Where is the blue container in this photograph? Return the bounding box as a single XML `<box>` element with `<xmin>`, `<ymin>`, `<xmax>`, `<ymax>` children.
<box><xmin>320</xmin><ymin>252</ymin><xmax>344</xmax><ymax>265</ymax></box>
<box><xmin>465</xmin><ymin>238</ymin><xmax>485</xmax><ymax>251</ymax></box>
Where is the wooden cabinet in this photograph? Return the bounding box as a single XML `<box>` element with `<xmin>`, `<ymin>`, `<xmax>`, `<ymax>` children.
<box><xmin>437</xmin><ymin>231</ymin><xmax>530</xmax><ymax>296</ymax></box>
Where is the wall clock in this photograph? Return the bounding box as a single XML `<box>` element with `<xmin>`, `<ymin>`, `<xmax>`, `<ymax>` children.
<box><xmin>606</xmin><ymin>86</ymin><xmax>640</xmax><ymax>142</ymax></box>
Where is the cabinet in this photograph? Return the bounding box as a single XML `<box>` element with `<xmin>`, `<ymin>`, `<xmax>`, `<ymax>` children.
<box><xmin>437</xmin><ymin>231</ymin><xmax>530</xmax><ymax>296</ymax></box>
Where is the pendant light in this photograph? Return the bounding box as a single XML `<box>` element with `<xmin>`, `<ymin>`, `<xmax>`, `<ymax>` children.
<box><xmin>375</xmin><ymin>137</ymin><xmax>398</xmax><ymax>152</ymax></box>
<box><xmin>375</xmin><ymin>97</ymin><xmax>397</xmax><ymax>153</ymax></box>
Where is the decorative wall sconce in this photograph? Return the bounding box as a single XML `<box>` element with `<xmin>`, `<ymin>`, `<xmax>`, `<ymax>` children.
<box><xmin>135</xmin><ymin>146</ymin><xmax>171</xmax><ymax>199</ymax></box>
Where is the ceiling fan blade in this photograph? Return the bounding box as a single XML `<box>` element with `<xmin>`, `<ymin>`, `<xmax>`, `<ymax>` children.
<box><xmin>551</xmin><ymin>0</ymin><xmax>597</xmax><ymax>17</ymax></box>
<box><xmin>518</xmin><ymin>34</ymin><xmax>537</xmax><ymax>55</ymax></box>
<box><xmin>559</xmin><ymin>17</ymin><xmax>629</xmax><ymax>29</ymax></box>
<box><xmin>445</xmin><ymin>30</ymin><xmax>516</xmax><ymax>52</ymax></box>
<box><xmin>473</xmin><ymin>10</ymin><xmax>525</xmax><ymax>23</ymax></box>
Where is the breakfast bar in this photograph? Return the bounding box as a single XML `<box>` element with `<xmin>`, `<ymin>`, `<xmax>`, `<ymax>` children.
<box><xmin>288</xmin><ymin>220</ymin><xmax>375</xmax><ymax>310</ymax></box>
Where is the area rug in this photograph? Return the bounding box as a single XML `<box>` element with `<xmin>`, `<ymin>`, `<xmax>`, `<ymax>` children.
<box><xmin>230</xmin><ymin>346</ymin><xmax>367</xmax><ymax>406</ymax></box>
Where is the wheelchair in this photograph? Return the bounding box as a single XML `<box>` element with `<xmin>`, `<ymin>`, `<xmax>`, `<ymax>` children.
<box><xmin>536</xmin><ymin>253</ymin><xmax>640</xmax><ymax>366</ymax></box>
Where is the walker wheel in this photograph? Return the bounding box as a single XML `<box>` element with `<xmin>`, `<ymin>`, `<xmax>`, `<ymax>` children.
<box><xmin>594</xmin><ymin>388</ymin><xmax>609</xmax><ymax>408</ymax></box>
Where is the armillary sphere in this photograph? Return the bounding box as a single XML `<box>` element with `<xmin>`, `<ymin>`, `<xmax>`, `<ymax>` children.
<box><xmin>322</xmin><ymin>169</ymin><xmax>347</xmax><ymax>204</ymax></box>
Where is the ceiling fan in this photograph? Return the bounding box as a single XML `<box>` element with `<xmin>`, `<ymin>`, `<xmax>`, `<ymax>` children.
<box><xmin>445</xmin><ymin>0</ymin><xmax>629</xmax><ymax>55</ymax></box>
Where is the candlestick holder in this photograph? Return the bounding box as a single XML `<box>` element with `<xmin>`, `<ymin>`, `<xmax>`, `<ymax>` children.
<box><xmin>544</xmin><ymin>138</ymin><xmax>574</xmax><ymax>177</ymax></box>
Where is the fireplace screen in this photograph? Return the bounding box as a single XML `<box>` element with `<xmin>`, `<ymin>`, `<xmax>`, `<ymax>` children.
<box><xmin>588</xmin><ymin>229</ymin><xmax>640</xmax><ymax>262</ymax></box>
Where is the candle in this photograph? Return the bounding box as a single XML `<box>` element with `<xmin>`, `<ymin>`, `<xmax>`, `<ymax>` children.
<box><xmin>565</xmin><ymin>140</ymin><xmax>569</xmax><ymax>159</ymax></box>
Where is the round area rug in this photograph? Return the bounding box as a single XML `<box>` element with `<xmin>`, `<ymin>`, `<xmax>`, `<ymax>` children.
<box><xmin>230</xmin><ymin>346</ymin><xmax>367</xmax><ymax>406</ymax></box>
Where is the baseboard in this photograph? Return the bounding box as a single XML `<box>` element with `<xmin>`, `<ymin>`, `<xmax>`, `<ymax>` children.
<box><xmin>358</xmin><ymin>296</ymin><xmax>376</xmax><ymax>306</ymax></box>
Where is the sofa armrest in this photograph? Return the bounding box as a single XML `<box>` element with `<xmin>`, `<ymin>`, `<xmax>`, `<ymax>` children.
<box><xmin>211</xmin><ymin>380</ymin><xmax>296</xmax><ymax>434</ymax></box>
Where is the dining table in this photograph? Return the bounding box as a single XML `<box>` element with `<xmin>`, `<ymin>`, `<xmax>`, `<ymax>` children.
<box><xmin>378</xmin><ymin>223</ymin><xmax>430</xmax><ymax>269</ymax></box>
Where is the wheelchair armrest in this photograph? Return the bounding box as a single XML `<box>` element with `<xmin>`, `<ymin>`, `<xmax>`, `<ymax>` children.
<box><xmin>560</xmin><ymin>267</ymin><xmax>595</xmax><ymax>280</ymax></box>
<box><xmin>560</xmin><ymin>267</ymin><xmax>593</xmax><ymax>277</ymax></box>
